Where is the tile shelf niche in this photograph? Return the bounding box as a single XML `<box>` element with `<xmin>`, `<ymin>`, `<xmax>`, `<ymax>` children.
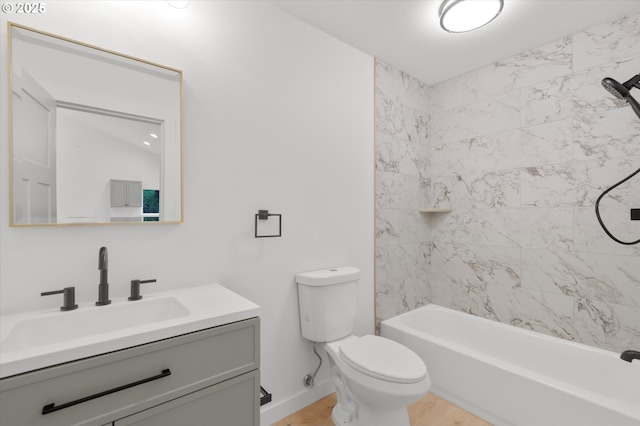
<box><xmin>418</xmin><ymin>208</ymin><xmax>453</xmax><ymax>213</ymax></box>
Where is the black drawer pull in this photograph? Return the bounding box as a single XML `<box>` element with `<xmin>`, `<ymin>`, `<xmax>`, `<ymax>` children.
<box><xmin>42</xmin><ymin>368</ymin><xmax>171</xmax><ymax>415</ymax></box>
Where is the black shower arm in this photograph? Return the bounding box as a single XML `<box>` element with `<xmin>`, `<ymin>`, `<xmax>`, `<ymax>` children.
<box><xmin>624</xmin><ymin>74</ymin><xmax>640</xmax><ymax>90</ymax></box>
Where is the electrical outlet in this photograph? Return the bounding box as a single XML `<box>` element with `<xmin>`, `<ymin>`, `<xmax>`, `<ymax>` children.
<box><xmin>631</xmin><ymin>209</ymin><xmax>640</xmax><ymax>220</ymax></box>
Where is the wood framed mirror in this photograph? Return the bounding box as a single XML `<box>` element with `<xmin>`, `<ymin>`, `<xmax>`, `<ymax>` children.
<box><xmin>8</xmin><ymin>22</ymin><xmax>183</xmax><ymax>226</ymax></box>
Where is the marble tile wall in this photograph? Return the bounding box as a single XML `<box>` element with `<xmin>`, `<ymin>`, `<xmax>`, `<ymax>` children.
<box><xmin>375</xmin><ymin>12</ymin><xmax>640</xmax><ymax>352</ymax></box>
<box><xmin>375</xmin><ymin>60</ymin><xmax>431</xmax><ymax>329</ymax></box>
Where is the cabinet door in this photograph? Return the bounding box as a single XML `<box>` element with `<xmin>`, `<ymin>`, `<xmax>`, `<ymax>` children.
<box><xmin>125</xmin><ymin>181</ymin><xmax>142</xmax><ymax>207</ymax></box>
<box><xmin>114</xmin><ymin>370</ymin><xmax>259</xmax><ymax>426</ymax></box>
<box><xmin>110</xmin><ymin>179</ymin><xmax>127</xmax><ymax>207</ymax></box>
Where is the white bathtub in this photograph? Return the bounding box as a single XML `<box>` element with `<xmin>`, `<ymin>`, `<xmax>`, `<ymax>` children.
<box><xmin>381</xmin><ymin>304</ymin><xmax>640</xmax><ymax>426</ymax></box>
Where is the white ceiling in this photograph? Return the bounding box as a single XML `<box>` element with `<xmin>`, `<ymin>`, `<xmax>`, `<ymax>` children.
<box><xmin>59</xmin><ymin>108</ymin><xmax>162</xmax><ymax>157</ymax></box>
<box><xmin>272</xmin><ymin>0</ymin><xmax>640</xmax><ymax>85</ymax></box>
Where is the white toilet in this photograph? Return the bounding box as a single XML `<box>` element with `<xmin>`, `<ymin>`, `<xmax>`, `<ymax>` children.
<box><xmin>296</xmin><ymin>266</ymin><xmax>431</xmax><ymax>426</ymax></box>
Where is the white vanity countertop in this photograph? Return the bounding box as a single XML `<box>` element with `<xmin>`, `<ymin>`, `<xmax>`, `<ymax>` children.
<box><xmin>0</xmin><ymin>284</ymin><xmax>260</xmax><ymax>379</ymax></box>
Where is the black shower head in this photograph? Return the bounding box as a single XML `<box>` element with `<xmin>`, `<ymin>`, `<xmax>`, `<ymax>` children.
<box><xmin>602</xmin><ymin>74</ymin><xmax>640</xmax><ymax>119</ymax></box>
<box><xmin>602</xmin><ymin>77</ymin><xmax>628</xmax><ymax>99</ymax></box>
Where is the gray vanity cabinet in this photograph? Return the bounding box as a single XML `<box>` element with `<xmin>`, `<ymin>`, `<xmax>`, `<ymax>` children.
<box><xmin>112</xmin><ymin>369</ymin><xmax>259</xmax><ymax>425</ymax></box>
<box><xmin>110</xmin><ymin>179</ymin><xmax>142</xmax><ymax>207</ymax></box>
<box><xmin>0</xmin><ymin>318</ymin><xmax>260</xmax><ymax>426</ymax></box>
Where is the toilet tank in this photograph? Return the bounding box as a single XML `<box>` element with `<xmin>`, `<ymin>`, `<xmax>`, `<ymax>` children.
<box><xmin>296</xmin><ymin>266</ymin><xmax>360</xmax><ymax>343</ymax></box>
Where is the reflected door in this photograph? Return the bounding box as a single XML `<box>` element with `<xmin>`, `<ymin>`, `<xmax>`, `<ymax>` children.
<box><xmin>12</xmin><ymin>71</ymin><xmax>57</xmax><ymax>224</ymax></box>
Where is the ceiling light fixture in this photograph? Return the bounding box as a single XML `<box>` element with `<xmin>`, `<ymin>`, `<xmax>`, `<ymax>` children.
<box><xmin>150</xmin><ymin>133</ymin><xmax>158</xmax><ymax>138</ymax></box>
<box><xmin>143</xmin><ymin>141</ymin><xmax>151</xmax><ymax>146</ymax></box>
<box><xmin>439</xmin><ymin>0</ymin><xmax>504</xmax><ymax>33</ymax></box>
<box><xmin>166</xmin><ymin>1</ymin><xmax>189</xmax><ymax>9</ymax></box>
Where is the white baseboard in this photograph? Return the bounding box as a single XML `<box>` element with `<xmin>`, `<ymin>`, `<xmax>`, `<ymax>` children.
<box><xmin>260</xmin><ymin>379</ymin><xmax>334</xmax><ymax>425</ymax></box>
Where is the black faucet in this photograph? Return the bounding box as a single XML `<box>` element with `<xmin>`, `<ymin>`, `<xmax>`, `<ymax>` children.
<box><xmin>96</xmin><ymin>246</ymin><xmax>111</xmax><ymax>305</ymax></box>
<box><xmin>620</xmin><ymin>350</ymin><xmax>640</xmax><ymax>362</ymax></box>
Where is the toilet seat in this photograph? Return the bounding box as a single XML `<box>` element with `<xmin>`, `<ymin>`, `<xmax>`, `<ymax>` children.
<box><xmin>339</xmin><ymin>335</ymin><xmax>427</xmax><ymax>384</ymax></box>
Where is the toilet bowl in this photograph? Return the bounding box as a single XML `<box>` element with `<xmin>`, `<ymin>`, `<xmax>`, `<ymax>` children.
<box><xmin>296</xmin><ymin>267</ymin><xmax>431</xmax><ymax>426</ymax></box>
<box><xmin>324</xmin><ymin>335</ymin><xmax>431</xmax><ymax>426</ymax></box>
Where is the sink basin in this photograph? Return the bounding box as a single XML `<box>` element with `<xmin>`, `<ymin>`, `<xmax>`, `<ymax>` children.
<box><xmin>1</xmin><ymin>297</ymin><xmax>189</xmax><ymax>353</ymax></box>
<box><xmin>0</xmin><ymin>284</ymin><xmax>260</xmax><ymax>378</ymax></box>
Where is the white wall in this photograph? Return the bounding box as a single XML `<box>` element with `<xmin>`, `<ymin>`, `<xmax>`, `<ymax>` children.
<box><xmin>0</xmin><ymin>2</ymin><xmax>374</xmax><ymax>423</ymax></box>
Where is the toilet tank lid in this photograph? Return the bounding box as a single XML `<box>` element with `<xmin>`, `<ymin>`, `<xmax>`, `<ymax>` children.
<box><xmin>296</xmin><ymin>267</ymin><xmax>360</xmax><ymax>286</ymax></box>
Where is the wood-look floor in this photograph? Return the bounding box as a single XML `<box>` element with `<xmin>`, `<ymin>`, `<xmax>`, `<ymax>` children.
<box><xmin>272</xmin><ymin>392</ymin><xmax>492</xmax><ymax>426</ymax></box>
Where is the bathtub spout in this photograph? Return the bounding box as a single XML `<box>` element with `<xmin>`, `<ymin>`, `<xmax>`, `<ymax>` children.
<box><xmin>620</xmin><ymin>350</ymin><xmax>640</xmax><ymax>362</ymax></box>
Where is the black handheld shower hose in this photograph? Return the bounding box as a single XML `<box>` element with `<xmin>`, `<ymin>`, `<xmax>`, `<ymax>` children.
<box><xmin>596</xmin><ymin>74</ymin><xmax>640</xmax><ymax>245</ymax></box>
<box><xmin>594</xmin><ymin>168</ymin><xmax>640</xmax><ymax>245</ymax></box>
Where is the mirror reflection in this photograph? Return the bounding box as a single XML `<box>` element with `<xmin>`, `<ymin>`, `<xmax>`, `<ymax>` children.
<box><xmin>9</xmin><ymin>23</ymin><xmax>183</xmax><ymax>225</ymax></box>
